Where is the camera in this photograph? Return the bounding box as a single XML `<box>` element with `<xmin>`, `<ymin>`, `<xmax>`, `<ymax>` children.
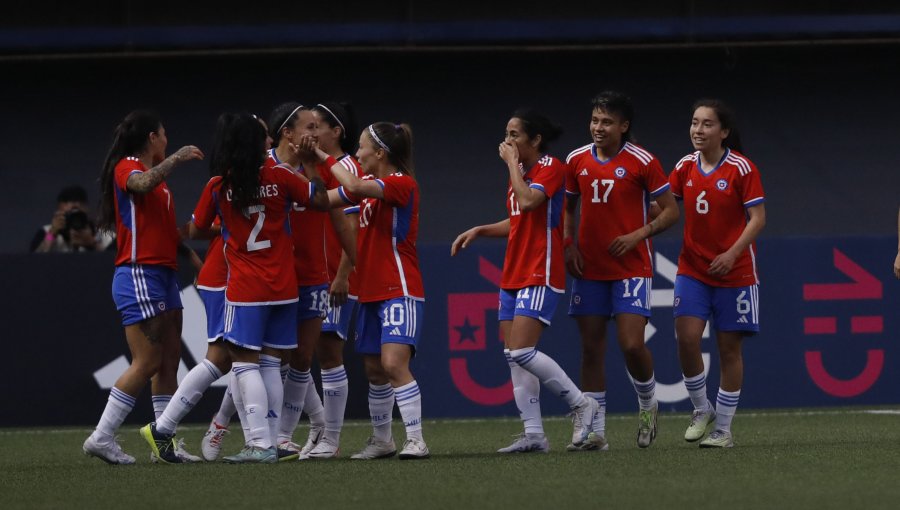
<box><xmin>64</xmin><ymin>209</ymin><xmax>89</xmax><ymax>231</ymax></box>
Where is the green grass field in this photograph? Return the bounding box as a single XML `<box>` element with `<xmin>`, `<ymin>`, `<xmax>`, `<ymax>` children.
<box><xmin>2</xmin><ymin>408</ymin><xmax>899</xmax><ymax>509</ymax></box>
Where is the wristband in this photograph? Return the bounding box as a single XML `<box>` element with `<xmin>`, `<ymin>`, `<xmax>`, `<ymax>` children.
<box><xmin>563</xmin><ymin>237</ymin><xmax>574</xmax><ymax>249</ymax></box>
<box><xmin>45</xmin><ymin>231</ymin><xmax>56</xmax><ymax>242</ymax></box>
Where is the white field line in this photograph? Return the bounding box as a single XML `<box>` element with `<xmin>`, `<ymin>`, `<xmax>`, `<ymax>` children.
<box><xmin>0</xmin><ymin>408</ymin><xmax>897</xmax><ymax>436</ymax></box>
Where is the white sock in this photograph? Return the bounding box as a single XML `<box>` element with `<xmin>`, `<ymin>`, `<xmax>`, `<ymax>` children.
<box><xmin>151</xmin><ymin>395</ymin><xmax>171</xmax><ymax>421</ymax></box>
<box><xmin>321</xmin><ymin>365</ymin><xmax>349</xmax><ymax>442</ymax></box>
<box><xmin>683</xmin><ymin>372</ymin><xmax>710</xmax><ymax>412</ymax></box>
<box><xmin>509</xmin><ymin>347</ymin><xmax>585</xmax><ymax>409</ymax></box>
<box><xmin>394</xmin><ymin>380</ymin><xmax>423</xmax><ymax>441</ymax></box>
<box><xmin>368</xmin><ymin>383</ymin><xmax>394</xmax><ymax>442</ymax></box>
<box><xmin>92</xmin><ymin>387</ymin><xmax>136</xmax><ymax>442</ymax></box>
<box><xmin>229</xmin><ymin>374</ymin><xmax>250</xmax><ymax>443</ymax></box>
<box><xmin>584</xmin><ymin>391</ymin><xmax>606</xmax><ymax>436</ymax></box>
<box><xmin>632</xmin><ymin>374</ymin><xmax>657</xmax><ymax>411</ymax></box>
<box><xmin>304</xmin><ymin>382</ymin><xmax>325</xmax><ymax>428</ymax></box>
<box><xmin>213</xmin><ymin>375</ymin><xmax>236</xmax><ymax>427</ymax></box>
<box><xmin>715</xmin><ymin>388</ymin><xmax>741</xmax><ymax>433</ymax></box>
<box><xmin>259</xmin><ymin>354</ymin><xmax>283</xmax><ymax>448</ymax></box>
<box><xmin>232</xmin><ymin>362</ymin><xmax>271</xmax><ymax>448</ymax></box>
<box><xmin>506</xmin><ymin>349</ymin><xmax>543</xmax><ymax>435</ymax></box>
<box><xmin>277</xmin><ymin>368</ymin><xmax>310</xmax><ymax>444</ymax></box>
<box><xmin>157</xmin><ymin>360</ymin><xmax>222</xmax><ymax>436</ymax></box>
<box><xmin>280</xmin><ymin>362</ymin><xmax>290</xmax><ymax>382</ymax></box>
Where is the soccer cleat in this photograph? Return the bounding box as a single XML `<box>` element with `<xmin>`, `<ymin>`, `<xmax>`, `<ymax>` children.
<box><xmin>568</xmin><ymin>432</ymin><xmax>609</xmax><ymax>452</ymax></box>
<box><xmin>684</xmin><ymin>406</ymin><xmax>717</xmax><ymax>442</ymax></box>
<box><xmin>306</xmin><ymin>436</ymin><xmax>340</xmax><ymax>459</ymax></box>
<box><xmin>297</xmin><ymin>425</ymin><xmax>324</xmax><ymax>460</ymax></box>
<box><xmin>173</xmin><ymin>438</ymin><xmax>202</xmax><ymax>463</ymax></box>
<box><xmin>350</xmin><ymin>436</ymin><xmax>397</xmax><ymax>460</ymax></box>
<box><xmin>570</xmin><ymin>397</ymin><xmax>600</xmax><ymax>447</ymax></box>
<box><xmin>398</xmin><ymin>438</ymin><xmax>430</xmax><ymax>460</ymax></box>
<box><xmin>637</xmin><ymin>403</ymin><xmax>659</xmax><ymax>448</ymax></box>
<box><xmin>223</xmin><ymin>445</ymin><xmax>278</xmax><ymax>463</ymax></box>
<box><xmin>497</xmin><ymin>433</ymin><xmax>550</xmax><ymax>454</ymax></box>
<box><xmin>83</xmin><ymin>435</ymin><xmax>136</xmax><ymax>465</ymax></box>
<box><xmin>200</xmin><ymin>420</ymin><xmax>229</xmax><ymax>461</ymax></box>
<box><xmin>699</xmin><ymin>429</ymin><xmax>734</xmax><ymax>448</ymax></box>
<box><xmin>277</xmin><ymin>447</ymin><xmax>299</xmax><ymax>462</ymax></box>
<box><xmin>139</xmin><ymin>423</ymin><xmax>182</xmax><ymax>464</ymax></box>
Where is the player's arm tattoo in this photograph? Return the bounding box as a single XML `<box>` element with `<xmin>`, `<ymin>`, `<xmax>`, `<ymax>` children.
<box><xmin>127</xmin><ymin>159</ymin><xmax>178</xmax><ymax>194</ymax></box>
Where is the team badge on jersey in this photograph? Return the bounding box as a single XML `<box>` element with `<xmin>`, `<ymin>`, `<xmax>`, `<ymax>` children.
<box><xmin>716</xmin><ymin>178</ymin><xmax>729</xmax><ymax>191</ymax></box>
<box><xmin>615</xmin><ymin>167</ymin><xmax>627</xmax><ymax>178</ymax></box>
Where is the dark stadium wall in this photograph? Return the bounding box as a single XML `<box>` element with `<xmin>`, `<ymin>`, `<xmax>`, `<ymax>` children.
<box><xmin>2</xmin><ymin>43</ymin><xmax>899</xmax><ymax>255</ymax></box>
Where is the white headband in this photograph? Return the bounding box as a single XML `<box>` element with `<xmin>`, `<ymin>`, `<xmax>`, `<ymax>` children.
<box><xmin>368</xmin><ymin>125</ymin><xmax>391</xmax><ymax>153</ymax></box>
<box><xmin>317</xmin><ymin>104</ymin><xmax>346</xmax><ymax>139</ymax></box>
<box><xmin>277</xmin><ymin>105</ymin><xmax>305</xmax><ymax>134</ymax></box>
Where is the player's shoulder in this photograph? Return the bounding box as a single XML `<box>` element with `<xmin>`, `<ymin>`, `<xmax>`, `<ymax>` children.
<box><xmin>674</xmin><ymin>151</ymin><xmax>700</xmax><ymax>171</ymax></box>
<box><xmin>724</xmin><ymin>149</ymin><xmax>757</xmax><ymax>176</ymax></box>
<box><xmin>337</xmin><ymin>154</ymin><xmax>361</xmax><ymax>176</ymax></box>
<box><xmin>565</xmin><ymin>143</ymin><xmax>593</xmax><ymax>164</ymax></box>
<box><xmin>621</xmin><ymin>142</ymin><xmax>657</xmax><ymax>166</ymax></box>
<box><xmin>116</xmin><ymin>156</ymin><xmax>144</xmax><ymax>172</ymax></box>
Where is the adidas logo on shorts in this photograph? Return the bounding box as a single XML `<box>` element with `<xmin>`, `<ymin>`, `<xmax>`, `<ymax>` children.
<box><xmin>737</xmin><ymin>316</ymin><xmax>748</xmax><ymax>324</ymax></box>
<box><xmin>389</xmin><ymin>327</ymin><xmax>402</xmax><ymax>336</ymax></box>
<box><xmin>631</xmin><ymin>299</ymin><xmax>642</xmax><ymax>308</ymax></box>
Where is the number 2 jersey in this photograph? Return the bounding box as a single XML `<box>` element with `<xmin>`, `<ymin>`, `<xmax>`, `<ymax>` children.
<box><xmin>669</xmin><ymin>148</ymin><xmax>765</xmax><ymax>287</ymax></box>
<box><xmin>565</xmin><ymin>142</ymin><xmax>670</xmax><ymax>280</ymax></box>
<box><xmin>113</xmin><ymin>157</ymin><xmax>181</xmax><ymax>269</ymax></box>
<box><xmin>502</xmin><ymin>155</ymin><xmax>566</xmax><ymax>292</ymax></box>
<box><xmin>192</xmin><ymin>159</ymin><xmax>314</xmax><ymax>304</ymax></box>
<box><xmin>338</xmin><ymin>173</ymin><xmax>424</xmax><ymax>303</ymax></box>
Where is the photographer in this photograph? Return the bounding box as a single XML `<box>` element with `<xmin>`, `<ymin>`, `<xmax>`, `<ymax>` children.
<box><xmin>30</xmin><ymin>185</ymin><xmax>114</xmax><ymax>253</ymax></box>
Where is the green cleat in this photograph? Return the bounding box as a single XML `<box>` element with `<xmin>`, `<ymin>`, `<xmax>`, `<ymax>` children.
<box><xmin>685</xmin><ymin>406</ymin><xmax>717</xmax><ymax>442</ymax></box>
<box><xmin>139</xmin><ymin>423</ymin><xmax>182</xmax><ymax>464</ymax></box>
<box><xmin>223</xmin><ymin>445</ymin><xmax>278</xmax><ymax>464</ymax></box>
<box><xmin>699</xmin><ymin>430</ymin><xmax>734</xmax><ymax>448</ymax></box>
<box><xmin>637</xmin><ymin>403</ymin><xmax>658</xmax><ymax>448</ymax></box>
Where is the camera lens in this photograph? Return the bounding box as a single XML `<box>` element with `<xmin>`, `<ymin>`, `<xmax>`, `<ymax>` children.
<box><xmin>65</xmin><ymin>209</ymin><xmax>89</xmax><ymax>231</ymax></box>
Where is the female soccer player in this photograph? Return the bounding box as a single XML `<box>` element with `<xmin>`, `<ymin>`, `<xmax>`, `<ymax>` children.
<box><xmin>187</xmin><ymin>113</ymin><xmax>326</xmax><ymax>463</ymax></box>
<box><xmin>564</xmin><ymin>91</ymin><xmax>679</xmax><ymax>450</ymax></box>
<box><xmin>313</xmin><ymin>122</ymin><xmax>429</xmax><ymax>459</ymax></box>
<box><xmin>84</xmin><ymin>110</ymin><xmax>203</xmax><ymax>464</ymax></box>
<box><xmin>669</xmin><ymin>99</ymin><xmax>765</xmax><ymax>448</ymax></box>
<box><xmin>451</xmin><ymin>109</ymin><xmax>599</xmax><ymax>454</ymax></box>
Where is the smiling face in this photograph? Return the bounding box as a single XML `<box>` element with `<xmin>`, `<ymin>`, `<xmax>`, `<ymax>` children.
<box><xmin>590</xmin><ymin>107</ymin><xmax>628</xmax><ymax>154</ymax></box>
<box><xmin>313</xmin><ymin>110</ymin><xmax>341</xmax><ymax>153</ymax></box>
<box><xmin>281</xmin><ymin>109</ymin><xmax>318</xmax><ymax>147</ymax></box>
<box><xmin>356</xmin><ymin>131</ymin><xmax>383</xmax><ymax>175</ymax></box>
<box><xmin>690</xmin><ymin>106</ymin><xmax>730</xmax><ymax>152</ymax></box>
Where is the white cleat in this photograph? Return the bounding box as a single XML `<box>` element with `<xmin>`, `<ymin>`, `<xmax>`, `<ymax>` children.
<box><xmin>305</xmin><ymin>436</ymin><xmax>340</xmax><ymax>459</ymax></box>
<box><xmin>174</xmin><ymin>438</ymin><xmax>202</xmax><ymax>462</ymax></box>
<box><xmin>568</xmin><ymin>433</ymin><xmax>609</xmax><ymax>452</ymax></box>
<box><xmin>298</xmin><ymin>425</ymin><xmax>324</xmax><ymax>460</ymax></box>
<box><xmin>83</xmin><ymin>435</ymin><xmax>136</xmax><ymax>465</ymax></box>
<box><xmin>350</xmin><ymin>436</ymin><xmax>397</xmax><ymax>460</ymax></box>
<box><xmin>200</xmin><ymin>421</ymin><xmax>229</xmax><ymax>461</ymax></box>
<box><xmin>398</xmin><ymin>438</ymin><xmax>430</xmax><ymax>460</ymax></box>
<box><xmin>497</xmin><ymin>433</ymin><xmax>550</xmax><ymax>454</ymax></box>
<box><xmin>570</xmin><ymin>397</ymin><xmax>600</xmax><ymax>447</ymax></box>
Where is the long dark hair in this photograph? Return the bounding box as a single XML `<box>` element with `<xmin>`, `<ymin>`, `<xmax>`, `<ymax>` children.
<box><xmin>98</xmin><ymin>110</ymin><xmax>162</xmax><ymax>233</ymax></box>
<box><xmin>219</xmin><ymin>113</ymin><xmax>267</xmax><ymax>213</ymax></box>
<box><xmin>313</xmin><ymin>102</ymin><xmax>358</xmax><ymax>154</ymax></box>
<box><xmin>511</xmin><ymin>108</ymin><xmax>563</xmax><ymax>152</ymax></box>
<box><xmin>368</xmin><ymin>122</ymin><xmax>415</xmax><ymax>178</ymax></box>
<box><xmin>209</xmin><ymin>113</ymin><xmax>237</xmax><ymax>178</ymax></box>
<box><xmin>693</xmin><ymin>98</ymin><xmax>744</xmax><ymax>154</ymax></box>
<box><xmin>267</xmin><ymin>101</ymin><xmax>306</xmax><ymax>148</ymax></box>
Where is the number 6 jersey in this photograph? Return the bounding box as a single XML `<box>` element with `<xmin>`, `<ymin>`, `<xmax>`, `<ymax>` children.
<box><xmin>192</xmin><ymin>159</ymin><xmax>314</xmax><ymax>305</ymax></box>
<box><xmin>669</xmin><ymin>149</ymin><xmax>765</xmax><ymax>287</ymax></box>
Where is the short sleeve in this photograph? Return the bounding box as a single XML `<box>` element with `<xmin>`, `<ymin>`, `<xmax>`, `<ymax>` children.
<box><xmin>740</xmin><ymin>161</ymin><xmax>765</xmax><ymax>208</ymax></box>
<box><xmin>565</xmin><ymin>157</ymin><xmax>580</xmax><ymax>196</ymax></box>
<box><xmin>669</xmin><ymin>165</ymin><xmax>684</xmax><ymax>199</ymax></box>
<box><xmin>644</xmin><ymin>158</ymin><xmax>671</xmax><ymax>198</ymax></box>
<box><xmin>528</xmin><ymin>159</ymin><xmax>564</xmax><ymax>198</ymax></box>
<box><xmin>114</xmin><ymin>159</ymin><xmax>142</xmax><ymax>193</ymax></box>
<box><xmin>192</xmin><ymin>177</ymin><xmax>220</xmax><ymax>229</ymax></box>
<box><xmin>379</xmin><ymin>174</ymin><xmax>414</xmax><ymax>207</ymax></box>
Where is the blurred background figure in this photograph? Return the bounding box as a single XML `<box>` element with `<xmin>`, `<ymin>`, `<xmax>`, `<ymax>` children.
<box><xmin>30</xmin><ymin>185</ymin><xmax>114</xmax><ymax>253</ymax></box>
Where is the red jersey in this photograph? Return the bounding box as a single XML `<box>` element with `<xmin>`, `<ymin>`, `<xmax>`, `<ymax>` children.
<box><xmin>192</xmin><ymin>162</ymin><xmax>314</xmax><ymax>304</ymax></box>
<box><xmin>267</xmin><ymin>150</ymin><xmax>332</xmax><ymax>286</ymax></box>
<box><xmin>502</xmin><ymin>155</ymin><xmax>566</xmax><ymax>292</ymax></box>
<box><xmin>565</xmin><ymin>142</ymin><xmax>670</xmax><ymax>280</ymax></box>
<box><xmin>113</xmin><ymin>157</ymin><xmax>180</xmax><ymax>269</ymax></box>
<box><xmin>325</xmin><ymin>155</ymin><xmax>361</xmax><ymax>280</ymax></box>
<box><xmin>196</xmin><ymin>218</ymin><xmax>227</xmax><ymax>290</ymax></box>
<box><xmin>339</xmin><ymin>173</ymin><xmax>424</xmax><ymax>303</ymax></box>
<box><xmin>669</xmin><ymin>149</ymin><xmax>765</xmax><ymax>287</ymax></box>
